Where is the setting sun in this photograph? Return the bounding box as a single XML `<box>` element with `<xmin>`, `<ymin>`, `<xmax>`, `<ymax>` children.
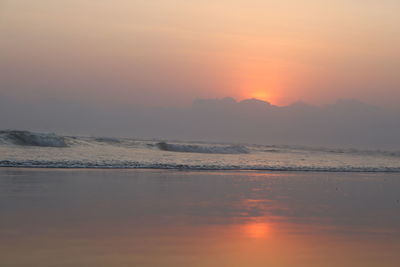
<box><xmin>243</xmin><ymin>222</ymin><xmax>271</xmax><ymax>239</ymax></box>
<box><xmin>236</xmin><ymin>62</ymin><xmax>287</xmax><ymax>105</ymax></box>
<box><xmin>248</xmin><ymin>91</ymin><xmax>271</xmax><ymax>102</ymax></box>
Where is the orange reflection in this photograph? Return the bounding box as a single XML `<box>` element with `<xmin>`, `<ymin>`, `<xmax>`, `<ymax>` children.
<box><xmin>243</xmin><ymin>222</ymin><xmax>271</xmax><ymax>239</ymax></box>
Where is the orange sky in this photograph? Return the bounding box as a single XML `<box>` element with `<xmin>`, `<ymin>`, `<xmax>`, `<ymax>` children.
<box><xmin>1</xmin><ymin>0</ymin><xmax>399</xmax><ymax>107</ymax></box>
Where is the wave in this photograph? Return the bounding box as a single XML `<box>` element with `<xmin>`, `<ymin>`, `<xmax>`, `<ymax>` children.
<box><xmin>322</xmin><ymin>148</ymin><xmax>400</xmax><ymax>158</ymax></box>
<box><xmin>156</xmin><ymin>142</ymin><xmax>249</xmax><ymax>154</ymax></box>
<box><xmin>1</xmin><ymin>160</ymin><xmax>399</xmax><ymax>173</ymax></box>
<box><xmin>258</xmin><ymin>144</ymin><xmax>400</xmax><ymax>158</ymax></box>
<box><xmin>94</xmin><ymin>137</ymin><xmax>123</xmax><ymax>144</ymax></box>
<box><xmin>300</xmin><ymin>146</ymin><xmax>400</xmax><ymax>158</ymax></box>
<box><xmin>1</xmin><ymin>129</ymin><xmax>399</xmax><ymax>158</ymax></box>
<box><xmin>0</xmin><ymin>130</ymin><xmax>67</xmax><ymax>147</ymax></box>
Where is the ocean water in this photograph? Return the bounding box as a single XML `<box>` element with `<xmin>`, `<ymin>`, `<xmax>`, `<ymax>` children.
<box><xmin>2</xmin><ymin>131</ymin><xmax>400</xmax><ymax>266</ymax></box>
<box><xmin>1</xmin><ymin>130</ymin><xmax>400</xmax><ymax>172</ymax></box>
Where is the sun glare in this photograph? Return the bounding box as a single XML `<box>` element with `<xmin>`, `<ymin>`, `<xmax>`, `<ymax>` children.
<box><xmin>238</xmin><ymin>88</ymin><xmax>277</xmax><ymax>104</ymax></box>
<box><xmin>243</xmin><ymin>222</ymin><xmax>270</xmax><ymax>239</ymax></box>
<box><xmin>249</xmin><ymin>91</ymin><xmax>271</xmax><ymax>102</ymax></box>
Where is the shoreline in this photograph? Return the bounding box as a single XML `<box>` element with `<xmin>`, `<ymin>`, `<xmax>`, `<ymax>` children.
<box><xmin>1</xmin><ymin>166</ymin><xmax>400</xmax><ymax>174</ymax></box>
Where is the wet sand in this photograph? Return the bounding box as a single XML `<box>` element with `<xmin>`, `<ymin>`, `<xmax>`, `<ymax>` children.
<box><xmin>1</xmin><ymin>168</ymin><xmax>400</xmax><ymax>266</ymax></box>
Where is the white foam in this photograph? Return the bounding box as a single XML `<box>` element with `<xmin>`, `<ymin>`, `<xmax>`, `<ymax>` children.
<box><xmin>1</xmin><ymin>160</ymin><xmax>400</xmax><ymax>173</ymax></box>
<box><xmin>1</xmin><ymin>130</ymin><xmax>400</xmax><ymax>173</ymax></box>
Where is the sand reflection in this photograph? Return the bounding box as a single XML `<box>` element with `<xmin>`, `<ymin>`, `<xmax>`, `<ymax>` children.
<box><xmin>1</xmin><ymin>169</ymin><xmax>400</xmax><ymax>267</ymax></box>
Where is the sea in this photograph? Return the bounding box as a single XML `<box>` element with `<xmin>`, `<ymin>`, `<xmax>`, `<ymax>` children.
<box><xmin>1</xmin><ymin>130</ymin><xmax>400</xmax><ymax>172</ymax></box>
<box><xmin>2</xmin><ymin>130</ymin><xmax>400</xmax><ymax>266</ymax></box>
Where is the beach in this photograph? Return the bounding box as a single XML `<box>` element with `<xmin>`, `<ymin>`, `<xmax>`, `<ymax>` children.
<box><xmin>3</xmin><ymin>0</ymin><xmax>400</xmax><ymax>265</ymax></box>
<box><xmin>1</xmin><ymin>168</ymin><xmax>399</xmax><ymax>266</ymax></box>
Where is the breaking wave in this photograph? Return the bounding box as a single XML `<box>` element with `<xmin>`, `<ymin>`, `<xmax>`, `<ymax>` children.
<box><xmin>1</xmin><ymin>130</ymin><xmax>400</xmax><ymax>173</ymax></box>
<box><xmin>0</xmin><ymin>130</ymin><xmax>67</xmax><ymax>147</ymax></box>
<box><xmin>156</xmin><ymin>142</ymin><xmax>249</xmax><ymax>154</ymax></box>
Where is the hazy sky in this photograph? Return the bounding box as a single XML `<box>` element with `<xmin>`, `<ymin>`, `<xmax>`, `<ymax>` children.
<box><xmin>1</xmin><ymin>0</ymin><xmax>399</xmax><ymax>107</ymax></box>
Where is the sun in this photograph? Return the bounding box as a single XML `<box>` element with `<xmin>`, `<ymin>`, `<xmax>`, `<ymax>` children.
<box><xmin>249</xmin><ymin>90</ymin><xmax>271</xmax><ymax>102</ymax></box>
<box><xmin>239</xmin><ymin>88</ymin><xmax>275</xmax><ymax>104</ymax></box>
<box><xmin>243</xmin><ymin>222</ymin><xmax>270</xmax><ymax>239</ymax></box>
<box><xmin>235</xmin><ymin>61</ymin><xmax>287</xmax><ymax>105</ymax></box>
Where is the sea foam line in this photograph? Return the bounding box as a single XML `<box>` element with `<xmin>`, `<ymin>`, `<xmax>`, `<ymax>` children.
<box><xmin>1</xmin><ymin>160</ymin><xmax>400</xmax><ymax>173</ymax></box>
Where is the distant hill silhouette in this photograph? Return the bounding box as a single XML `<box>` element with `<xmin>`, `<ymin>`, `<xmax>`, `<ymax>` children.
<box><xmin>1</xmin><ymin>95</ymin><xmax>399</xmax><ymax>149</ymax></box>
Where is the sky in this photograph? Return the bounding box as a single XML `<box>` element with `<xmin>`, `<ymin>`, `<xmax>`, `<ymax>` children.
<box><xmin>1</xmin><ymin>0</ymin><xmax>400</xmax><ymax>108</ymax></box>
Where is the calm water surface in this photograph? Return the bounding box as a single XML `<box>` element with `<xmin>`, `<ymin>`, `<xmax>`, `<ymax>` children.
<box><xmin>1</xmin><ymin>168</ymin><xmax>400</xmax><ymax>266</ymax></box>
